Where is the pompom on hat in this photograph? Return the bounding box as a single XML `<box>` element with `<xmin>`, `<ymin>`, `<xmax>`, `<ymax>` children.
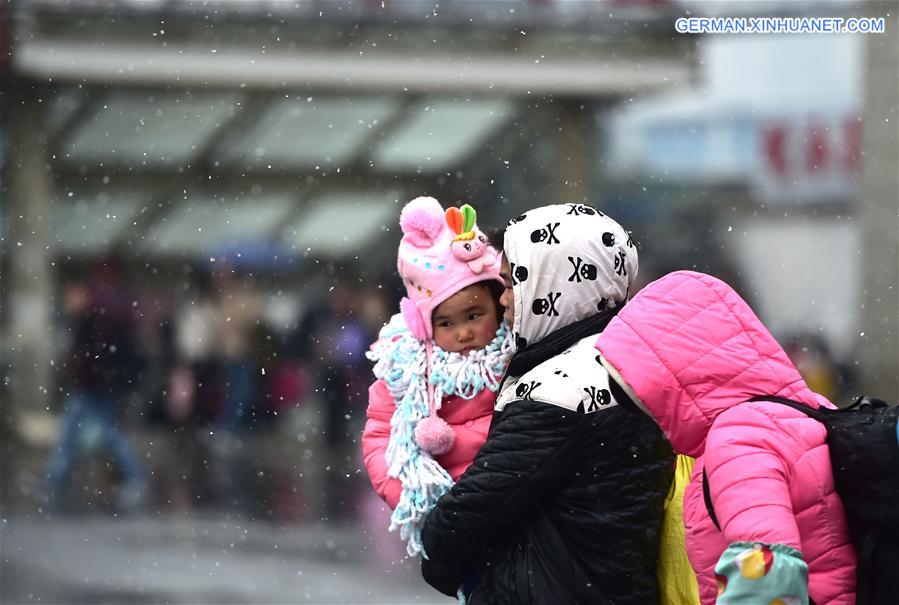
<box><xmin>397</xmin><ymin>197</ymin><xmax>503</xmax><ymax>340</ymax></box>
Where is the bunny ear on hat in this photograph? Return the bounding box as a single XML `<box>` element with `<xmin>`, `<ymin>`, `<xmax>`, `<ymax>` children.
<box><xmin>445</xmin><ymin>204</ymin><xmax>478</xmax><ymax>235</ymax></box>
<box><xmin>445</xmin><ymin>207</ymin><xmax>463</xmax><ymax>235</ymax></box>
<box><xmin>460</xmin><ymin>204</ymin><xmax>477</xmax><ymax>233</ymax></box>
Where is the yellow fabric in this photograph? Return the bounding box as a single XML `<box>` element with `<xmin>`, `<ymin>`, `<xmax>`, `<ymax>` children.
<box><xmin>658</xmin><ymin>455</ymin><xmax>701</xmax><ymax>605</ymax></box>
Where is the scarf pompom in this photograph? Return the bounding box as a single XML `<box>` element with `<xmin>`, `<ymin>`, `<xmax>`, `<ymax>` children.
<box><xmin>415</xmin><ymin>415</ymin><xmax>456</xmax><ymax>455</ymax></box>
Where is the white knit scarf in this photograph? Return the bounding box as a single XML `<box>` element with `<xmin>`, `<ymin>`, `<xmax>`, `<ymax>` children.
<box><xmin>367</xmin><ymin>313</ymin><xmax>514</xmax><ymax>557</ymax></box>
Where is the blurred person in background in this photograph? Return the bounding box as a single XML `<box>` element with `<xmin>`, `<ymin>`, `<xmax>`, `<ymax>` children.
<box><xmin>43</xmin><ymin>257</ymin><xmax>146</xmax><ymax>513</ymax></box>
<box><xmin>784</xmin><ymin>332</ymin><xmax>856</xmax><ymax>404</ymax></box>
<box><xmin>362</xmin><ymin>197</ymin><xmax>512</xmax><ymax>559</ymax></box>
<box><xmin>139</xmin><ymin>266</ymin><xmax>224</xmax><ymax>511</ymax></box>
<box><xmin>213</xmin><ymin>264</ymin><xmax>263</xmax><ymax>434</ymax></box>
<box><xmin>356</xmin><ymin>282</ymin><xmax>393</xmax><ymax>340</ymax></box>
<box><xmin>309</xmin><ymin>278</ymin><xmax>373</xmax><ymax>520</ymax></box>
<box><xmin>172</xmin><ymin>265</ymin><xmax>221</xmax><ymax>427</ymax></box>
<box><xmin>250</xmin><ymin>318</ymin><xmax>284</xmax><ymax>430</ymax></box>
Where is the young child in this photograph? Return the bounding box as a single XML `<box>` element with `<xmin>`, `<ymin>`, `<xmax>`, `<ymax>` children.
<box><xmin>596</xmin><ymin>271</ymin><xmax>856</xmax><ymax>605</ymax></box>
<box><xmin>362</xmin><ymin>196</ymin><xmax>513</xmax><ymax>556</ymax></box>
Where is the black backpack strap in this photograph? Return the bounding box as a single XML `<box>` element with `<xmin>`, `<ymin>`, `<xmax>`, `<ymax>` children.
<box><xmin>748</xmin><ymin>395</ymin><xmax>828</xmax><ymax>421</ymax></box>
<box><xmin>702</xmin><ymin>467</ymin><xmax>721</xmax><ymax>532</ymax></box>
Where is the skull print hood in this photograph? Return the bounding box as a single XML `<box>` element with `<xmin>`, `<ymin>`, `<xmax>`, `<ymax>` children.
<box><xmin>504</xmin><ymin>204</ymin><xmax>638</xmax><ymax>350</ymax></box>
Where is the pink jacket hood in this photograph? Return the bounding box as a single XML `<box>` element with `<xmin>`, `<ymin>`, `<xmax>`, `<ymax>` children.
<box><xmin>596</xmin><ymin>271</ymin><xmax>825</xmax><ymax>457</ymax></box>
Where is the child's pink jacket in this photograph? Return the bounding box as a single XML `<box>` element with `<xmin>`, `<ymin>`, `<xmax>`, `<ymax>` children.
<box><xmin>597</xmin><ymin>271</ymin><xmax>856</xmax><ymax>605</ymax></box>
<box><xmin>362</xmin><ymin>380</ymin><xmax>494</xmax><ymax>509</ymax></box>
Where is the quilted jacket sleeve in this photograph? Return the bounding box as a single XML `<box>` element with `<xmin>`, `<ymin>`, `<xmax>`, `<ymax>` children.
<box><xmin>703</xmin><ymin>405</ymin><xmax>802</xmax><ymax>550</ymax></box>
<box><xmin>420</xmin><ymin>399</ymin><xmax>584</xmax><ymax>596</ymax></box>
<box><xmin>361</xmin><ymin>380</ymin><xmax>402</xmax><ymax>510</ymax></box>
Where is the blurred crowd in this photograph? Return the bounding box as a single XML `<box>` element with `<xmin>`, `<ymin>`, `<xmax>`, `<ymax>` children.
<box><xmin>40</xmin><ymin>254</ymin><xmax>397</xmax><ymax>524</ymax></box>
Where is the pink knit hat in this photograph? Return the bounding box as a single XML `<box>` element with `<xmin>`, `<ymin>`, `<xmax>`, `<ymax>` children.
<box><xmin>397</xmin><ymin>196</ymin><xmax>503</xmax><ymax>341</ymax></box>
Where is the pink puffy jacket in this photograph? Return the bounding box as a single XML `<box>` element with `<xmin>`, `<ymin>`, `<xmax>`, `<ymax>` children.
<box><xmin>597</xmin><ymin>271</ymin><xmax>856</xmax><ymax>605</ymax></box>
<box><xmin>362</xmin><ymin>379</ymin><xmax>495</xmax><ymax>509</ymax></box>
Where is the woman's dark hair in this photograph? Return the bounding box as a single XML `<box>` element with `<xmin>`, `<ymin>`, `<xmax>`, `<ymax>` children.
<box><xmin>484</xmin><ymin>228</ymin><xmax>507</xmax><ymax>319</ymax></box>
<box><xmin>482</xmin><ymin>279</ymin><xmax>506</xmax><ymax>319</ymax></box>
<box><xmin>487</xmin><ymin>227</ymin><xmax>506</xmax><ymax>252</ymax></box>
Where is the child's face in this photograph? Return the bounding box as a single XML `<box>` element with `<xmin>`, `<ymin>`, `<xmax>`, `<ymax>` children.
<box><xmin>432</xmin><ymin>284</ymin><xmax>501</xmax><ymax>354</ymax></box>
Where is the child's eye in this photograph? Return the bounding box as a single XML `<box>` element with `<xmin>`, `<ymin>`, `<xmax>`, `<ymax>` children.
<box><xmin>469</xmin><ymin>313</ymin><xmax>482</xmax><ymax>321</ymax></box>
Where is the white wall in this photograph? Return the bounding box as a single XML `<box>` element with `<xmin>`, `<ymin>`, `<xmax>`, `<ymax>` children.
<box><xmin>730</xmin><ymin>217</ymin><xmax>860</xmax><ymax>355</ymax></box>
